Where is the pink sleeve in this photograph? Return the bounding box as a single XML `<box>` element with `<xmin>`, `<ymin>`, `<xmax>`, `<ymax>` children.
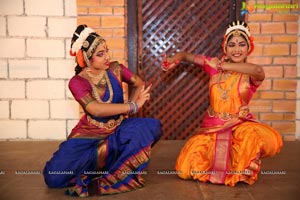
<box><xmin>68</xmin><ymin>76</ymin><xmax>92</xmax><ymax>101</ymax></box>
<box><xmin>193</xmin><ymin>55</ymin><xmax>218</xmax><ymax>77</ymax></box>
<box><xmin>249</xmin><ymin>77</ymin><xmax>262</xmax><ymax>93</ymax></box>
<box><xmin>120</xmin><ymin>64</ymin><xmax>136</xmax><ymax>84</ymax></box>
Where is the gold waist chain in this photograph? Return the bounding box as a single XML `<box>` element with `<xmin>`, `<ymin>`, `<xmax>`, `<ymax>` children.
<box><xmin>207</xmin><ymin>106</ymin><xmax>249</xmax><ymax>121</ymax></box>
<box><xmin>87</xmin><ymin>115</ymin><xmax>124</xmax><ymax>130</ymax></box>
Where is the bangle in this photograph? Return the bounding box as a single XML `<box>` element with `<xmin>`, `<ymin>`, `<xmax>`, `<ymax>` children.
<box><xmin>132</xmin><ymin>101</ymin><xmax>138</xmax><ymax>114</ymax></box>
<box><xmin>127</xmin><ymin>101</ymin><xmax>139</xmax><ymax>115</ymax></box>
<box><xmin>126</xmin><ymin>102</ymin><xmax>131</xmax><ymax>115</ymax></box>
<box><xmin>217</xmin><ymin>61</ymin><xmax>224</xmax><ymax>72</ymax></box>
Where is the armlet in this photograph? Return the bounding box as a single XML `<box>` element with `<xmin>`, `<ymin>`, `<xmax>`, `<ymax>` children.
<box><xmin>78</xmin><ymin>93</ymin><xmax>95</xmax><ymax>109</ymax></box>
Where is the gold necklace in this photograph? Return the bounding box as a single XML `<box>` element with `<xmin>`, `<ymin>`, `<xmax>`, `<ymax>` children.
<box><xmin>86</xmin><ymin>71</ymin><xmax>113</xmax><ymax>103</ymax></box>
<box><xmin>216</xmin><ymin>72</ymin><xmax>240</xmax><ymax>100</ymax></box>
<box><xmin>86</xmin><ymin>70</ymin><xmax>107</xmax><ymax>84</ymax></box>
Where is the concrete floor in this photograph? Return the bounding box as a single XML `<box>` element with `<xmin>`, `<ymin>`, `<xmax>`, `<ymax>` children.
<box><xmin>0</xmin><ymin>140</ymin><xmax>299</xmax><ymax>200</ymax></box>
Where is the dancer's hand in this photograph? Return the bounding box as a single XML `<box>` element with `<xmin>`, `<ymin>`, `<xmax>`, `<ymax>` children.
<box><xmin>161</xmin><ymin>53</ymin><xmax>182</xmax><ymax>71</ymax></box>
<box><xmin>136</xmin><ymin>84</ymin><xmax>152</xmax><ymax>108</ymax></box>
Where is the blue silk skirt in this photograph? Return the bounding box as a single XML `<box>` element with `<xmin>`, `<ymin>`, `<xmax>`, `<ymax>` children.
<box><xmin>43</xmin><ymin>118</ymin><xmax>162</xmax><ymax>196</ymax></box>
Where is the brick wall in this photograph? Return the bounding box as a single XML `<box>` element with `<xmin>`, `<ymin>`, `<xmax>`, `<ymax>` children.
<box><xmin>0</xmin><ymin>0</ymin><xmax>78</xmax><ymax>139</ymax></box>
<box><xmin>246</xmin><ymin>0</ymin><xmax>300</xmax><ymax>141</ymax></box>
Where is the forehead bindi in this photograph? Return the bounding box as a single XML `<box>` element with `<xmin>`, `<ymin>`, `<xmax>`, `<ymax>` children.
<box><xmin>228</xmin><ymin>36</ymin><xmax>246</xmax><ymax>44</ymax></box>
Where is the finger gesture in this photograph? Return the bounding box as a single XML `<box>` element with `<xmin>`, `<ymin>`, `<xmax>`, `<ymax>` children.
<box><xmin>136</xmin><ymin>84</ymin><xmax>152</xmax><ymax>109</ymax></box>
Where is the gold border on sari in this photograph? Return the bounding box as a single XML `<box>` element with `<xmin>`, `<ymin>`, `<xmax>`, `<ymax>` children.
<box><xmin>209</xmin><ymin>129</ymin><xmax>232</xmax><ymax>184</ymax></box>
<box><xmin>96</xmin><ymin>146</ymin><xmax>151</xmax><ymax>195</ymax></box>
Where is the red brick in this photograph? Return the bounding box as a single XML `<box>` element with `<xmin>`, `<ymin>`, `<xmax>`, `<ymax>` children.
<box><xmin>77</xmin><ymin>0</ymin><xmax>100</xmax><ymax>7</ymax></box>
<box><xmin>261</xmin><ymin>23</ymin><xmax>285</xmax><ymax>34</ymax></box>
<box><xmin>106</xmin><ymin>38</ymin><xmax>125</xmax><ymax>49</ymax></box>
<box><xmin>286</xmin><ymin>22</ymin><xmax>298</xmax><ymax>34</ymax></box>
<box><xmin>257</xmin><ymin>79</ymin><xmax>272</xmax><ymax>90</ymax></box>
<box><xmin>251</xmin><ymin>44</ymin><xmax>263</xmax><ymax>56</ymax></box>
<box><xmin>273</xmin><ymin>14</ymin><xmax>299</xmax><ymax>21</ymax></box>
<box><xmin>284</xmin><ymin>66</ymin><xmax>297</xmax><ymax>78</ymax></box>
<box><xmin>95</xmin><ymin>28</ymin><xmax>113</xmax><ymax>37</ymax></box>
<box><xmin>248</xmin><ymin>23</ymin><xmax>260</xmax><ymax>34</ymax></box>
<box><xmin>260</xmin><ymin>91</ymin><xmax>284</xmax><ymax>99</ymax></box>
<box><xmin>273</xmin><ymin>56</ymin><xmax>297</xmax><ymax>65</ymax></box>
<box><xmin>272</xmin><ymin>35</ymin><xmax>298</xmax><ymax>43</ymax></box>
<box><xmin>248</xmin><ymin>13</ymin><xmax>272</xmax><ymax>21</ymax></box>
<box><xmin>291</xmin><ymin>44</ymin><xmax>298</xmax><ymax>56</ymax></box>
<box><xmin>249</xmin><ymin>100</ymin><xmax>272</xmax><ymax>112</ymax></box>
<box><xmin>252</xmin><ymin>35</ymin><xmax>271</xmax><ymax>43</ymax></box>
<box><xmin>101</xmin><ymin>0</ymin><xmax>124</xmax><ymax>6</ymax></box>
<box><xmin>112</xmin><ymin>50</ymin><xmax>125</xmax><ymax>59</ymax></box>
<box><xmin>77</xmin><ymin>16</ymin><xmax>100</xmax><ymax>28</ymax></box>
<box><xmin>272</xmin><ymin>122</ymin><xmax>295</xmax><ymax>133</ymax></box>
<box><xmin>247</xmin><ymin>57</ymin><xmax>272</xmax><ymax>65</ymax></box>
<box><xmin>285</xmin><ymin>92</ymin><xmax>297</xmax><ymax>99</ymax></box>
<box><xmin>101</xmin><ymin>16</ymin><xmax>124</xmax><ymax>28</ymax></box>
<box><xmin>273</xmin><ymin>79</ymin><xmax>297</xmax><ymax>90</ymax></box>
<box><xmin>264</xmin><ymin>66</ymin><xmax>283</xmax><ymax>78</ymax></box>
<box><xmin>89</xmin><ymin>7</ymin><xmax>112</xmax><ymax>15</ymax></box>
<box><xmin>273</xmin><ymin>100</ymin><xmax>296</xmax><ymax>112</ymax></box>
<box><xmin>114</xmin><ymin>7</ymin><xmax>125</xmax><ymax>15</ymax></box>
<box><xmin>77</xmin><ymin>7</ymin><xmax>88</xmax><ymax>15</ymax></box>
<box><xmin>284</xmin><ymin>113</ymin><xmax>295</xmax><ymax>120</ymax></box>
<box><xmin>113</xmin><ymin>29</ymin><xmax>125</xmax><ymax>37</ymax></box>
<box><xmin>260</xmin><ymin>113</ymin><xmax>283</xmax><ymax>121</ymax></box>
<box><xmin>263</xmin><ymin>44</ymin><xmax>289</xmax><ymax>56</ymax></box>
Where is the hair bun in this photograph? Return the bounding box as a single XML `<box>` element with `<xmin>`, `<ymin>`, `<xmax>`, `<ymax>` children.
<box><xmin>71</xmin><ymin>24</ymin><xmax>88</xmax><ymax>46</ymax></box>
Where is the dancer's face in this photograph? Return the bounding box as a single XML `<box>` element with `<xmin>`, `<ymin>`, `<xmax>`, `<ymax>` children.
<box><xmin>225</xmin><ymin>35</ymin><xmax>248</xmax><ymax>63</ymax></box>
<box><xmin>89</xmin><ymin>42</ymin><xmax>111</xmax><ymax>71</ymax></box>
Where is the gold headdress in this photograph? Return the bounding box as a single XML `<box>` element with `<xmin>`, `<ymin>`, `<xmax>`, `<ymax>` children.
<box><xmin>70</xmin><ymin>24</ymin><xmax>106</xmax><ymax>68</ymax></box>
<box><xmin>222</xmin><ymin>20</ymin><xmax>254</xmax><ymax>54</ymax></box>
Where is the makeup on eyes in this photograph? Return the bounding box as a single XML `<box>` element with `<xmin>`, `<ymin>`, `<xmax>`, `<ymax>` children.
<box><xmin>227</xmin><ymin>42</ymin><xmax>247</xmax><ymax>47</ymax></box>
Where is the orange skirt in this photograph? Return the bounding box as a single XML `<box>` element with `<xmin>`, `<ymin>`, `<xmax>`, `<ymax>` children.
<box><xmin>175</xmin><ymin>121</ymin><xmax>283</xmax><ymax>186</ymax></box>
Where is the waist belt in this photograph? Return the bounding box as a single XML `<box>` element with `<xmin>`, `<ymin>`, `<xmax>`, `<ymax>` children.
<box><xmin>207</xmin><ymin>106</ymin><xmax>249</xmax><ymax>121</ymax></box>
<box><xmin>87</xmin><ymin>115</ymin><xmax>124</xmax><ymax>130</ymax></box>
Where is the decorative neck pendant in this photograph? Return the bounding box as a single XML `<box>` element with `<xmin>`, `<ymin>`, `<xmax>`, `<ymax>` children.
<box><xmin>85</xmin><ymin>70</ymin><xmax>113</xmax><ymax>103</ymax></box>
<box><xmin>217</xmin><ymin>73</ymin><xmax>239</xmax><ymax>101</ymax></box>
<box><xmin>220</xmin><ymin>90</ymin><xmax>229</xmax><ymax>100</ymax></box>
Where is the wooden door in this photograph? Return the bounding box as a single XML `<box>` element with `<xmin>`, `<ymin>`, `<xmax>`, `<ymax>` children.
<box><xmin>127</xmin><ymin>0</ymin><xmax>243</xmax><ymax>139</ymax></box>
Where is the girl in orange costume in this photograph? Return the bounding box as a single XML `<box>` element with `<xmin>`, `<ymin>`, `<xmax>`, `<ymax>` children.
<box><xmin>162</xmin><ymin>20</ymin><xmax>282</xmax><ymax>186</ymax></box>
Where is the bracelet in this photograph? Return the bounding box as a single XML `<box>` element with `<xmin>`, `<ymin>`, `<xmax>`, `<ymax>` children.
<box><xmin>126</xmin><ymin>102</ymin><xmax>131</xmax><ymax>115</ymax></box>
<box><xmin>127</xmin><ymin>101</ymin><xmax>139</xmax><ymax>115</ymax></box>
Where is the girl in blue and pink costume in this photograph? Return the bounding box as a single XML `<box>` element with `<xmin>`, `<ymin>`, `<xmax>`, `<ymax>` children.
<box><xmin>43</xmin><ymin>24</ymin><xmax>162</xmax><ymax>197</ymax></box>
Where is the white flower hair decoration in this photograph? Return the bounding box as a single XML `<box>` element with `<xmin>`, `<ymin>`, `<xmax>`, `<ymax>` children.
<box><xmin>71</xmin><ymin>27</ymin><xmax>95</xmax><ymax>55</ymax></box>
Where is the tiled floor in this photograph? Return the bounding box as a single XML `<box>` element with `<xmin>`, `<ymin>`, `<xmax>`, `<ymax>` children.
<box><xmin>0</xmin><ymin>140</ymin><xmax>299</xmax><ymax>200</ymax></box>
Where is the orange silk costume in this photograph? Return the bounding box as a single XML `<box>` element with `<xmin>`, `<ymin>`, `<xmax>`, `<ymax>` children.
<box><xmin>175</xmin><ymin>56</ymin><xmax>282</xmax><ymax>186</ymax></box>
